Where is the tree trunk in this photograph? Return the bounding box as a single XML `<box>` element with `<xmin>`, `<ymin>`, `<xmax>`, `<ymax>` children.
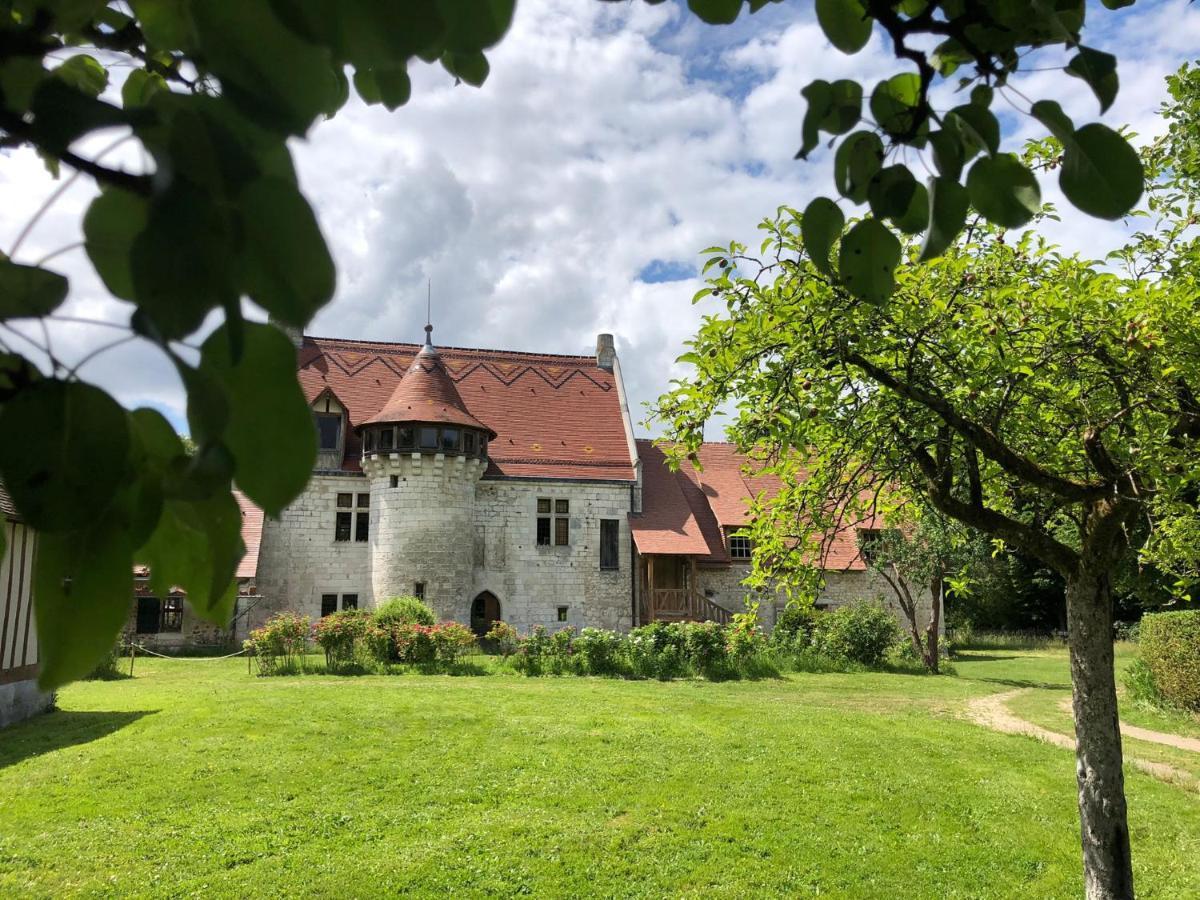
<box><xmin>1066</xmin><ymin>567</ymin><xmax>1133</xmax><ymax>900</ymax></box>
<box><xmin>923</xmin><ymin>575</ymin><xmax>941</xmax><ymax>674</ymax></box>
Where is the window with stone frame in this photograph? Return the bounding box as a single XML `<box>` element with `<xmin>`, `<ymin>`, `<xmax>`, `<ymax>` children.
<box><xmin>728</xmin><ymin>529</ymin><xmax>753</xmax><ymax>560</ymax></box>
<box><xmin>355</xmin><ymin>493</ymin><xmax>369</xmax><ymax>542</ymax></box>
<box><xmin>160</xmin><ymin>595</ymin><xmax>183</xmax><ymax>632</ymax></box>
<box><xmin>320</xmin><ymin>593</ymin><xmax>338</xmax><ymax>617</ymax></box>
<box><xmin>414</xmin><ymin>581</ymin><xmax>426</xmax><ymax>600</ymax></box>
<box><xmin>537</xmin><ymin>498</ymin><xmax>570</xmax><ymax>546</ymax></box>
<box><xmin>378</xmin><ymin>427</ymin><xmax>394</xmax><ymax>451</ymax></box>
<box><xmin>341</xmin><ymin>593</ymin><xmax>358</xmax><ymax>610</ymax></box>
<box><xmin>335</xmin><ymin>493</ymin><xmax>353</xmax><ymax>542</ymax></box>
<box><xmin>856</xmin><ymin>528</ymin><xmax>900</xmax><ymax>565</ymax></box>
<box><xmin>600</xmin><ymin>519</ymin><xmax>619</xmax><ymax>570</ymax></box>
<box><xmin>557</xmin><ymin>606</ymin><xmax>569</xmax><ymax>622</ymax></box>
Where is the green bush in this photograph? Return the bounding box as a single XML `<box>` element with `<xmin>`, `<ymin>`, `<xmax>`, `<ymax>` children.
<box><xmin>812</xmin><ymin>603</ymin><xmax>899</xmax><ymax>667</ymax></box>
<box><xmin>575</xmin><ymin>627</ymin><xmax>624</xmax><ymax>675</ymax></box>
<box><xmin>375</xmin><ymin>596</ymin><xmax>436</xmax><ymax>627</ymax></box>
<box><xmin>484</xmin><ymin>620</ymin><xmax>519</xmax><ymax>656</ymax></box>
<box><xmin>86</xmin><ymin>640</ymin><xmax>126</xmax><ymax>680</ymax></box>
<box><xmin>773</xmin><ymin>602</ymin><xmax>817</xmax><ymax>648</ymax></box>
<box><xmin>1138</xmin><ymin>611</ymin><xmax>1200</xmax><ymax>710</ymax></box>
<box><xmin>684</xmin><ymin>621</ymin><xmax>728</xmax><ymax>676</ymax></box>
<box><xmin>626</xmin><ymin>622</ymin><xmax>689</xmax><ymax>679</ymax></box>
<box><xmin>512</xmin><ymin>625</ymin><xmax>552</xmax><ymax>676</ymax></box>
<box><xmin>1122</xmin><ymin>655</ymin><xmax>1160</xmax><ymax>706</ymax></box>
<box><xmin>1113</xmin><ymin>620</ymin><xmax>1141</xmax><ymax>643</ymax></box>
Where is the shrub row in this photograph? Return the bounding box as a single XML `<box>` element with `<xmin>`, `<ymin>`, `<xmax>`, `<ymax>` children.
<box><xmin>246</xmin><ymin>597</ymin><xmax>477</xmax><ymax>675</ymax></box>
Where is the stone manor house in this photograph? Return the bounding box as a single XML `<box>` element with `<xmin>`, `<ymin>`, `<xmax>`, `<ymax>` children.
<box><xmin>125</xmin><ymin>327</ymin><xmax>935</xmax><ymax>649</ymax></box>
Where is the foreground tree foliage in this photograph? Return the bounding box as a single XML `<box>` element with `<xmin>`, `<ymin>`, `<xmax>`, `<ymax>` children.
<box><xmin>655</xmin><ymin>78</ymin><xmax>1200</xmax><ymax>897</ymax></box>
<box><xmin>0</xmin><ymin>1</ymin><xmax>517</xmax><ymax>688</ymax></box>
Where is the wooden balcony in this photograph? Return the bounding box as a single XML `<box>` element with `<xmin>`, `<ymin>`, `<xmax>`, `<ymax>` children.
<box><xmin>639</xmin><ymin>586</ymin><xmax>732</xmax><ymax>627</ymax></box>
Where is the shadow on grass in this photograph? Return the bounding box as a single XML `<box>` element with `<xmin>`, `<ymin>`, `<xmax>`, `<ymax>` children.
<box><xmin>0</xmin><ymin>709</ymin><xmax>156</xmax><ymax>769</ymax></box>
<box><xmin>970</xmin><ymin>677</ymin><xmax>1071</xmax><ymax>691</ymax></box>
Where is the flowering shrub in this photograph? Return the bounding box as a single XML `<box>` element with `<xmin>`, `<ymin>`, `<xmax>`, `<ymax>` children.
<box><xmin>512</xmin><ymin>625</ymin><xmax>551</xmax><ymax>675</ymax></box>
<box><xmin>684</xmin><ymin>621</ymin><xmax>728</xmax><ymax>676</ymax></box>
<box><xmin>389</xmin><ymin>623</ymin><xmax>438</xmax><ymax>664</ymax></box>
<box><xmin>772</xmin><ymin>601</ymin><xmax>818</xmax><ymax>650</ymax></box>
<box><xmin>626</xmin><ymin>622</ymin><xmax>688</xmax><ymax>679</ymax></box>
<box><xmin>575</xmin><ymin>627</ymin><xmax>624</xmax><ymax>675</ymax></box>
<box><xmin>246</xmin><ymin>612</ymin><xmax>310</xmax><ymax>675</ymax></box>
<box><xmin>432</xmin><ymin>623</ymin><xmax>477</xmax><ymax>663</ymax></box>
<box><xmin>312</xmin><ymin>610</ymin><xmax>373</xmax><ymax>671</ymax></box>
<box><xmin>811</xmin><ymin>602</ymin><xmax>899</xmax><ymax>666</ymax></box>
<box><xmin>484</xmin><ymin>620</ymin><xmax>519</xmax><ymax>657</ymax></box>
<box><xmin>378</xmin><ymin>621</ymin><xmax>477</xmax><ymax>668</ymax></box>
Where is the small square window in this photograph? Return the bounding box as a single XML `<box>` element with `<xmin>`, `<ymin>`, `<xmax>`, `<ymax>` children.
<box><xmin>321</xmin><ymin>593</ymin><xmax>338</xmax><ymax>617</ymax></box>
<box><xmin>356</xmin><ymin>493</ymin><xmax>369</xmax><ymax>508</ymax></box>
<box><xmin>555</xmin><ymin>499</ymin><xmax>569</xmax><ymax>515</ymax></box>
<box><xmin>160</xmin><ymin>596</ymin><xmax>183</xmax><ymax>632</ymax></box>
<box><xmin>342</xmin><ymin>593</ymin><xmax>358</xmax><ymax>611</ymax></box>
<box><xmin>414</xmin><ymin>581</ymin><xmax>426</xmax><ymax>600</ymax></box>
<box><xmin>537</xmin><ymin>498</ymin><xmax>551</xmax><ymax>514</ymax></box>
<box><xmin>379</xmin><ymin>428</ymin><xmax>394</xmax><ymax>450</ymax></box>
<box><xmin>398</xmin><ymin>427</ymin><xmax>414</xmax><ymax>449</ymax></box>
<box><xmin>390</xmin><ymin>475</ymin><xmax>399</xmax><ymax>488</ymax></box>
<box><xmin>554</xmin><ymin>517</ymin><xmax>569</xmax><ymax>546</ymax></box>
<box><xmin>442</xmin><ymin>428</ymin><xmax>460</xmax><ymax>451</ymax></box>
<box><xmin>556</xmin><ymin>606</ymin><xmax>568</xmax><ymax>622</ymax></box>
<box><xmin>335</xmin><ymin>511</ymin><xmax>352</xmax><ymax>542</ymax></box>
<box><xmin>419</xmin><ymin>427</ymin><xmax>439</xmax><ymax>449</ymax></box>
<box><xmin>336</xmin><ymin>493</ymin><xmax>353</xmax><ymax>508</ymax></box>
<box><xmin>729</xmin><ymin>533</ymin><xmax>752</xmax><ymax>560</ymax></box>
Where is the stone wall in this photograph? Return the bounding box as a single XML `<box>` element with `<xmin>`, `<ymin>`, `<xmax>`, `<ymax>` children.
<box><xmin>252</xmin><ymin>472</ymin><xmax>373</xmax><ymax>628</ymax></box>
<box><xmin>471</xmin><ymin>479</ymin><xmax>634</xmax><ymax>632</ymax></box>
<box><xmin>0</xmin><ymin>679</ymin><xmax>54</xmax><ymax>729</ymax></box>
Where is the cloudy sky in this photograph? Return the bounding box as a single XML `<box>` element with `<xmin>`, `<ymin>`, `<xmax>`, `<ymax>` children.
<box><xmin>2</xmin><ymin>0</ymin><xmax>1199</xmax><ymax>439</ymax></box>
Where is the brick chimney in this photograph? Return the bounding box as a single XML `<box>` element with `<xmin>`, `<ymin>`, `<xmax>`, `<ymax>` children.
<box><xmin>595</xmin><ymin>333</ymin><xmax>615</xmax><ymax>370</ymax></box>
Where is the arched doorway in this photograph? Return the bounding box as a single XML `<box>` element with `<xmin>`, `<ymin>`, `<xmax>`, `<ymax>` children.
<box><xmin>470</xmin><ymin>592</ymin><xmax>501</xmax><ymax>637</ymax></box>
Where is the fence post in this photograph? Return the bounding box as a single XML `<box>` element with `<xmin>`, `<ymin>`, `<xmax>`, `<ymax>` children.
<box><xmin>128</xmin><ymin>642</ymin><xmax>136</xmax><ymax>677</ymax></box>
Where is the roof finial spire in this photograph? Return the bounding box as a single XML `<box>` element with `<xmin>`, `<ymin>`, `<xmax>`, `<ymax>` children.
<box><xmin>424</xmin><ymin>278</ymin><xmax>433</xmax><ymax>347</ymax></box>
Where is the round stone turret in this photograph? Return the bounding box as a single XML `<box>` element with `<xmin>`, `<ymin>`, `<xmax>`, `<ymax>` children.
<box><xmin>358</xmin><ymin>328</ymin><xmax>494</xmax><ymax>622</ymax></box>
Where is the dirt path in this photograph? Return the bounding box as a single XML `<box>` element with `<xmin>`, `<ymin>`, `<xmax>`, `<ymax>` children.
<box><xmin>1054</xmin><ymin>697</ymin><xmax>1200</xmax><ymax>753</ymax></box>
<box><xmin>965</xmin><ymin>689</ymin><xmax>1197</xmax><ymax>788</ymax></box>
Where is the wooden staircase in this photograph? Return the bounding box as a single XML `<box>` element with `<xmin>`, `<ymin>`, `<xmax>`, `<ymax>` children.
<box><xmin>640</xmin><ymin>589</ymin><xmax>733</xmax><ymax>626</ymax></box>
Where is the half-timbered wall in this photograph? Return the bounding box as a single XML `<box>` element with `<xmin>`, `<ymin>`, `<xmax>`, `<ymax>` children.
<box><xmin>1</xmin><ymin>518</ymin><xmax>53</xmax><ymax>728</ymax></box>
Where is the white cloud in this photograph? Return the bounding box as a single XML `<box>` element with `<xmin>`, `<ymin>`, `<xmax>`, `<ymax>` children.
<box><xmin>2</xmin><ymin>0</ymin><xmax>1198</xmax><ymax>441</ymax></box>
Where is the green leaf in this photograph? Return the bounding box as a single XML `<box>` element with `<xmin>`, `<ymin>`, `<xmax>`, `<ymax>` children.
<box><xmin>199</xmin><ymin>322</ymin><xmax>317</xmax><ymax>514</ymax></box>
<box><xmin>815</xmin><ymin>0</ymin><xmax>872</xmax><ymax>54</ymax></box>
<box><xmin>34</xmin><ymin>516</ymin><xmax>134</xmax><ymax>689</ymax></box>
<box><xmin>965</xmin><ymin>154</ymin><xmax>1041</xmax><ymax>228</ymax></box>
<box><xmin>137</xmin><ymin>493</ymin><xmax>242</xmax><ymax>620</ymax></box>
<box><xmin>822</xmin><ymin>80</ymin><xmax>863</xmax><ymax>134</ymax></box>
<box><xmin>870</xmin><ymin>73</ymin><xmax>925</xmax><ymax>143</ymax></box>
<box><xmin>191</xmin><ymin>0</ymin><xmax>343</xmax><ymax>135</ymax></box>
<box><xmin>439</xmin><ymin>0</ymin><xmax>517</xmax><ymax>51</ymax></box>
<box><xmin>928</xmin><ymin>129</ymin><xmax>963</xmax><ymax>181</ymax></box>
<box><xmin>865</xmin><ymin>167</ymin><xmax>927</xmax><ymax>235</ymax></box>
<box><xmin>801</xmin><ymin>197</ymin><xmax>844</xmax><ymax>277</ymax></box>
<box><xmin>130</xmin><ymin>180</ymin><xmax>236</xmax><ymax>339</ymax></box>
<box><xmin>1066</xmin><ymin>47</ymin><xmax>1118</xmax><ymax>114</ymax></box>
<box><xmin>83</xmin><ymin>188</ymin><xmax>149</xmax><ymax>301</ymax></box>
<box><xmin>1029</xmin><ymin>99</ymin><xmax>1075</xmax><ymax>145</ymax></box>
<box><xmin>969</xmin><ymin>84</ymin><xmax>993</xmax><ymax>108</ymax></box>
<box><xmin>0</xmin><ymin>381</ymin><xmax>131</xmax><ymax>532</ymax></box>
<box><xmin>121</xmin><ymin>68</ymin><xmax>167</xmax><ymax>108</ymax></box>
<box><xmin>797</xmin><ymin>80</ymin><xmax>832</xmax><ymax>160</ymax></box>
<box><xmin>838</xmin><ymin>218</ymin><xmax>900</xmax><ymax>304</ymax></box>
<box><xmin>130</xmin><ymin>0</ymin><xmax>198</xmax><ymax>49</ymax></box>
<box><xmin>51</xmin><ymin>54</ymin><xmax>107</xmax><ymax>97</ymax></box>
<box><xmin>834</xmin><ymin>131</ymin><xmax>883</xmax><ymax>203</ymax></box>
<box><xmin>374</xmin><ymin>67</ymin><xmax>412</xmax><ymax>110</ymax></box>
<box><xmin>918</xmin><ymin>176</ymin><xmax>970</xmax><ymax>262</ymax></box>
<box><xmin>29</xmin><ymin>80</ymin><xmax>126</xmax><ymax>154</ymax></box>
<box><xmin>1060</xmin><ymin>124</ymin><xmax>1143</xmax><ymax>220</ymax></box>
<box><xmin>0</xmin><ymin>260</ymin><xmax>68</xmax><ymax>319</ymax></box>
<box><xmin>1099</xmin><ymin>0</ymin><xmax>1134</xmax><ymax>7</ymax></box>
<box><xmin>687</xmin><ymin>0</ymin><xmax>742</xmax><ymax>24</ymax></box>
<box><xmin>944</xmin><ymin>104</ymin><xmax>999</xmax><ymax>157</ymax></box>
<box><xmin>442</xmin><ymin>50</ymin><xmax>490</xmax><ymax>87</ymax></box>
<box><xmin>0</xmin><ymin>57</ymin><xmax>45</xmax><ymax>112</ymax></box>
<box><xmin>236</xmin><ymin>176</ymin><xmax>335</xmax><ymax>328</ymax></box>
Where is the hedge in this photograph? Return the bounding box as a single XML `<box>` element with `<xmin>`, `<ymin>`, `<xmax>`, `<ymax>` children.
<box><xmin>1138</xmin><ymin>610</ymin><xmax>1200</xmax><ymax>711</ymax></box>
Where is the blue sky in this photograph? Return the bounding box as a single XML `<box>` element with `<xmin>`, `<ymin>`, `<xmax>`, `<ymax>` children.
<box><xmin>2</xmin><ymin>0</ymin><xmax>1199</xmax><ymax>439</ymax></box>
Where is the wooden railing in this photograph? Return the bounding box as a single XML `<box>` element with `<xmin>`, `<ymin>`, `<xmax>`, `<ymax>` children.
<box><xmin>641</xmin><ymin>589</ymin><xmax>733</xmax><ymax>626</ymax></box>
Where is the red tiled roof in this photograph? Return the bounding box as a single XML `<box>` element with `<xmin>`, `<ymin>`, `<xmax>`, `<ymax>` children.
<box><xmin>635</xmin><ymin>441</ymin><xmax>875</xmax><ymax>571</ymax></box>
<box><xmin>360</xmin><ymin>343</ymin><xmax>496</xmax><ymax>436</ymax></box>
<box><xmin>628</xmin><ymin>441</ymin><xmax>711</xmax><ymax>556</ymax></box>
<box><xmin>298</xmin><ymin>334</ymin><xmax>635</xmax><ymax>482</ymax></box>
<box><xmin>235</xmin><ymin>490</ymin><xmax>263</xmax><ymax>579</ymax></box>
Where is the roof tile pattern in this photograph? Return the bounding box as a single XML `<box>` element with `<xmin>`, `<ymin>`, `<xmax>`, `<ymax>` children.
<box><xmin>361</xmin><ymin>343</ymin><xmax>496</xmax><ymax>436</ymax></box>
<box><xmin>298</xmin><ymin>336</ymin><xmax>635</xmax><ymax>481</ymax></box>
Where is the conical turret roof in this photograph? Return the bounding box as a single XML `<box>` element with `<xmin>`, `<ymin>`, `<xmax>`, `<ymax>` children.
<box><xmin>359</xmin><ymin>326</ymin><xmax>497</xmax><ymax>437</ymax></box>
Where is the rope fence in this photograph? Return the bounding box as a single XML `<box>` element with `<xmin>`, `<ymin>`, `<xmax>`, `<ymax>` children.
<box><xmin>122</xmin><ymin>643</ymin><xmax>251</xmax><ymax>676</ymax></box>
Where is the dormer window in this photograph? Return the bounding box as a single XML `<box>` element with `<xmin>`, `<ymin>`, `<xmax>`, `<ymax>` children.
<box><xmin>315</xmin><ymin>412</ymin><xmax>341</xmax><ymax>451</ymax></box>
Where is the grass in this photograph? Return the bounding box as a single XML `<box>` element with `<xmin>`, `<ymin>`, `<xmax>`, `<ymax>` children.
<box><xmin>0</xmin><ymin>650</ymin><xmax>1197</xmax><ymax>898</ymax></box>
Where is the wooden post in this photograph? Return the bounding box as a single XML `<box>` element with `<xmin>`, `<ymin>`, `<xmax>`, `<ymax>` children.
<box><xmin>128</xmin><ymin>642</ymin><xmax>135</xmax><ymax>677</ymax></box>
<box><xmin>646</xmin><ymin>555</ymin><xmax>655</xmax><ymax>624</ymax></box>
<box><xmin>689</xmin><ymin>556</ymin><xmax>698</xmax><ymax>619</ymax></box>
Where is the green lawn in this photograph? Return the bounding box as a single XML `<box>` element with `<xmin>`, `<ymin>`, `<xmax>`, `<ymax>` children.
<box><xmin>0</xmin><ymin>651</ymin><xmax>1197</xmax><ymax>898</ymax></box>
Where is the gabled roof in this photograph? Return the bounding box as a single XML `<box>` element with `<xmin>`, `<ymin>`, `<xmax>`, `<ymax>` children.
<box><xmin>634</xmin><ymin>440</ymin><xmax>874</xmax><ymax>571</ymax></box>
<box><xmin>235</xmin><ymin>491</ymin><xmax>264</xmax><ymax>580</ymax></box>
<box><xmin>298</xmin><ymin>335</ymin><xmax>635</xmax><ymax>482</ymax></box>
